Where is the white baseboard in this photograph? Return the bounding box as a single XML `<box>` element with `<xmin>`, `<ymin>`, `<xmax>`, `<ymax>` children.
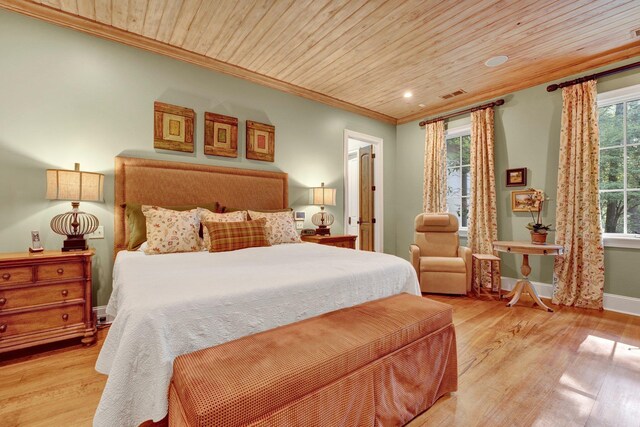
<box><xmin>92</xmin><ymin>305</ymin><xmax>114</xmax><ymax>325</ymax></box>
<box><xmin>500</xmin><ymin>277</ymin><xmax>640</xmax><ymax>317</ymax></box>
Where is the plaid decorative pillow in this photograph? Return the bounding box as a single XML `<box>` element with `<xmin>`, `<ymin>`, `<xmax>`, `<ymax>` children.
<box><xmin>198</xmin><ymin>209</ymin><xmax>248</xmax><ymax>249</ymax></box>
<box><xmin>204</xmin><ymin>218</ymin><xmax>270</xmax><ymax>252</ymax></box>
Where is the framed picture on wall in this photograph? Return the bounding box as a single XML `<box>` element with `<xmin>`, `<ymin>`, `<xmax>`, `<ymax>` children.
<box><xmin>511</xmin><ymin>189</ymin><xmax>541</xmax><ymax>212</ymax></box>
<box><xmin>153</xmin><ymin>101</ymin><xmax>195</xmax><ymax>153</ymax></box>
<box><xmin>246</xmin><ymin>120</ymin><xmax>275</xmax><ymax>162</ymax></box>
<box><xmin>204</xmin><ymin>112</ymin><xmax>238</xmax><ymax>158</ymax></box>
<box><xmin>506</xmin><ymin>167</ymin><xmax>527</xmax><ymax>187</ymax></box>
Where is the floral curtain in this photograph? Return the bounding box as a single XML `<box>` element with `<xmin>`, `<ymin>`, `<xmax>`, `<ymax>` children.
<box><xmin>423</xmin><ymin>120</ymin><xmax>447</xmax><ymax>213</ymax></box>
<box><xmin>468</xmin><ymin>108</ymin><xmax>498</xmax><ymax>255</ymax></box>
<box><xmin>552</xmin><ymin>80</ymin><xmax>605</xmax><ymax>309</ymax></box>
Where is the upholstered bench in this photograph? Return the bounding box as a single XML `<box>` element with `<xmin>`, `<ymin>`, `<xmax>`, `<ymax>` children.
<box><xmin>168</xmin><ymin>293</ymin><xmax>458</xmax><ymax>426</ymax></box>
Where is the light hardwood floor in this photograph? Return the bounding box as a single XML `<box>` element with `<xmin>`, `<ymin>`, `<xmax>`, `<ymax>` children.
<box><xmin>1</xmin><ymin>295</ymin><xmax>638</xmax><ymax>427</ymax></box>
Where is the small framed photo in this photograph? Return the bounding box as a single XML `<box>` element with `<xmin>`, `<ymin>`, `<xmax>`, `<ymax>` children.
<box><xmin>204</xmin><ymin>112</ymin><xmax>238</xmax><ymax>158</ymax></box>
<box><xmin>30</xmin><ymin>230</ymin><xmax>44</xmax><ymax>253</ymax></box>
<box><xmin>511</xmin><ymin>189</ymin><xmax>541</xmax><ymax>212</ymax></box>
<box><xmin>294</xmin><ymin>211</ymin><xmax>306</xmax><ymax>221</ymax></box>
<box><xmin>506</xmin><ymin>168</ymin><xmax>527</xmax><ymax>187</ymax></box>
<box><xmin>246</xmin><ymin>120</ymin><xmax>275</xmax><ymax>162</ymax></box>
<box><xmin>153</xmin><ymin>101</ymin><xmax>195</xmax><ymax>153</ymax></box>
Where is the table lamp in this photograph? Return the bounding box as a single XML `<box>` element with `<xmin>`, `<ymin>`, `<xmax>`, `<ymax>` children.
<box><xmin>309</xmin><ymin>182</ymin><xmax>336</xmax><ymax>235</ymax></box>
<box><xmin>46</xmin><ymin>163</ymin><xmax>104</xmax><ymax>251</ymax></box>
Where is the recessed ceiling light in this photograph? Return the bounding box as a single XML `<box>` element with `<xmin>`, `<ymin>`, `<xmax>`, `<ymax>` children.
<box><xmin>418</xmin><ymin>103</ymin><xmax>426</xmax><ymax>108</ymax></box>
<box><xmin>403</xmin><ymin>91</ymin><xmax>413</xmax><ymax>98</ymax></box>
<box><xmin>485</xmin><ymin>55</ymin><xmax>508</xmax><ymax>67</ymax></box>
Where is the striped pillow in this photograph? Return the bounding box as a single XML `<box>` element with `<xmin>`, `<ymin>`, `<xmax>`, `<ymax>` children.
<box><xmin>203</xmin><ymin>218</ymin><xmax>270</xmax><ymax>252</ymax></box>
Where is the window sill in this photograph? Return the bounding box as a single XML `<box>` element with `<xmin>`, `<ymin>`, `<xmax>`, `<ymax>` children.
<box><xmin>603</xmin><ymin>235</ymin><xmax>640</xmax><ymax>249</ymax></box>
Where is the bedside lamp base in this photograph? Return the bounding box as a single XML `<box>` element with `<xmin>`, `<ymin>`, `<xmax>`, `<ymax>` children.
<box><xmin>62</xmin><ymin>236</ymin><xmax>89</xmax><ymax>252</ymax></box>
<box><xmin>315</xmin><ymin>226</ymin><xmax>331</xmax><ymax>236</ymax></box>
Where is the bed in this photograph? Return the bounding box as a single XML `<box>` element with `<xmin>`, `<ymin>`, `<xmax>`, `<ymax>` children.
<box><xmin>94</xmin><ymin>157</ymin><xmax>420</xmax><ymax>427</ymax></box>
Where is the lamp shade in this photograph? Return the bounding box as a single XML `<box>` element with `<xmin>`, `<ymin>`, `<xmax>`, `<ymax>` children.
<box><xmin>46</xmin><ymin>163</ymin><xmax>103</xmax><ymax>252</ymax></box>
<box><xmin>46</xmin><ymin>163</ymin><xmax>104</xmax><ymax>202</ymax></box>
<box><xmin>309</xmin><ymin>184</ymin><xmax>336</xmax><ymax>206</ymax></box>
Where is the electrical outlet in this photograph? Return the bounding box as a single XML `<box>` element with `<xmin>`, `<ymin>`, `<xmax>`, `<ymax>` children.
<box><xmin>296</xmin><ymin>221</ymin><xmax>303</xmax><ymax>230</ymax></box>
<box><xmin>87</xmin><ymin>225</ymin><xmax>104</xmax><ymax>239</ymax></box>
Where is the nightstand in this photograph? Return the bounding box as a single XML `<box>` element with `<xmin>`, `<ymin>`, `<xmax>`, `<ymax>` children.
<box><xmin>300</xmin><ymin>234</ymin><xmax>357</xmax><ymax>249</ymax></box>
<box><xmin>0</xmin><ymin>250</ymin><xmax>96</xmax><ymax>353</ymax></box>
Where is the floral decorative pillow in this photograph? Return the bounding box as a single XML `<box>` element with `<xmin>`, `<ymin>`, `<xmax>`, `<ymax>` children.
<box><xmin>198</xmin><ymin>209</ymin><xmax>247</xmax><ymax>249</ymax></box>
<box><xmin>142</xmin><ymin>206</ymin><xmax>201</xmax><ymax>254</ymax></box>
<box><xmin>247</xmin><ymin>210</ymin><xmax>301</xmax><ymax>245</ymax></box>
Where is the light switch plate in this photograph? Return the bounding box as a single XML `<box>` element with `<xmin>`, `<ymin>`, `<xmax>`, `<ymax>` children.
<box><xmin>296</xmin><ymin>221</ymin><xmax>303</xmax><ymax>230</ymax></box>
<box><xmin>87</xmin><ymin>225</ymin><xmax>104</xmax><ymax>239</ymax></box>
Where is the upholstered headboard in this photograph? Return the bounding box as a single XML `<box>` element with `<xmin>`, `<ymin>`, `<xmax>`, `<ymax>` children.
<box><xmin>114</xmin><ymin>156</ymin><xmax>288</xmax><ymax>254</ymax></box>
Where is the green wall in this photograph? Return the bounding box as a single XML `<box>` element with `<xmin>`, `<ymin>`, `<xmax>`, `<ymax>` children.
<box><xmin>1</xmin><ymin>9</ymin><xmax>638</xmax><ymax>305</ymax></box>
<box><xmin>396</xmin><ymin>58</ymin><xmax>640</xmax><ymax>299</ymax></box>
<box><xmin>0</xmin><ymin>10</ymin><xmax>397</xmax><ymax>306</ymax></box>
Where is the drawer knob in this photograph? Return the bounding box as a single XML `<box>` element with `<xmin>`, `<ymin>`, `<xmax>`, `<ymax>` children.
<box><xmin>62</xmin><ymin>314</ymin><xmax>69</xmax><ymax>321</ymax></box>
<box><xmin>57</xmin><ymin>268</ymin><xmax>64</xmax><ymax>275</ymax></box>
<box><xmin>0</xmin><ymin>298</ymin><xmax>5</xmax><ymax>306</ymax></box>
<box><xmin>0</xmin><ymin>324</ymin><xmax>6</xmax><ymax>333</ymax></box>
<box><xmin>2</xmin><ymin>273</ymin><xmax>10</xmax><ymax>280</ymax></box>
<box><xmin>61</xmin><ymin>290</ymin><xmax>69</xmax><ymax>297</ymax></box>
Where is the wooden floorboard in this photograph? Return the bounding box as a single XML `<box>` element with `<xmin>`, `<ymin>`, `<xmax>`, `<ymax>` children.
<box><xmin>0</xmin><ymin>296</ymin><xmax>638</xmax><ymax>427</ymax></box>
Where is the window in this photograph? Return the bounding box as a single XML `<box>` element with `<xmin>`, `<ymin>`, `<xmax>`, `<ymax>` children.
<box><xmin>598</xmin><ymin>85</ymin><xmax>640</xmax><ymax>237</ymax></box>
<box><xmin>445</xmin><ymin>127</ymin><xmax>471</xmax><ymax>228</ymax></box>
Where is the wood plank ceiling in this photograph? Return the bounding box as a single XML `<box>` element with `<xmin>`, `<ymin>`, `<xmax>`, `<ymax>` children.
<box><xmin>3</xmin><ymin>0</ymin><xmax>640</xmax><ymax>124</ymax></box>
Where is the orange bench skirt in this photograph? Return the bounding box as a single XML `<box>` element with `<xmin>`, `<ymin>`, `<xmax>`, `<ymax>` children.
<box><xmin>169</xmin><ymin>293</ymin><xmax>457</xmax><ymax>426</ymax></box>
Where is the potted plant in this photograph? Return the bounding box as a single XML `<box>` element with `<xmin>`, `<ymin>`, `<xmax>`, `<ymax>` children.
<box><xmin>526</xmin><ymin>189</ymin><xmax>552</xmax><ymax>245</ymax></box>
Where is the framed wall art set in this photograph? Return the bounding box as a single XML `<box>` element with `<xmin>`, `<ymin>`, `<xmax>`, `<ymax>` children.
<box><xmin>153</xmin><ymin>101</ymin><xmax>275</xmax><ymax>162</ymax></box>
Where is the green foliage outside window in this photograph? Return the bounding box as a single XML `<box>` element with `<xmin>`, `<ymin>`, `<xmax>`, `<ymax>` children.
<box><xmin>598</xmin><ymin>100</ymin><xmax>640</xmax><ymax>234</ymax></box>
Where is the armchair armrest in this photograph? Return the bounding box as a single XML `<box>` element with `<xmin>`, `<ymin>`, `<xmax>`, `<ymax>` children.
<box><xmin>409</xmin><ymin>244</ymin><xmax>420</xmax><ymax>277</ymax></box>
<box><xmin>458</xmin><ymin>246</ymin><xmax>472</xmax><ymax>293</ymax></box>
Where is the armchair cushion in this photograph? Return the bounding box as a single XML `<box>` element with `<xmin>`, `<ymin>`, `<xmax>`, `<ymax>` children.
<box><xmin>419</xmin><ymin>257</ymin><xmax>466</xmax><ymax>273</ymax></box>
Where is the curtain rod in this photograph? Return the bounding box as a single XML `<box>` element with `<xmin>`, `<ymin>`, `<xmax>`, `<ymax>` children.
<box><xmin>418</xmin><ymin>99</ymin><xmax>505</xmax><ymax>127</ymax></box>
<box><xmin>547</xmin><ymin>60</ymin><xmax>640</xmax><ymax>92</ymax></box>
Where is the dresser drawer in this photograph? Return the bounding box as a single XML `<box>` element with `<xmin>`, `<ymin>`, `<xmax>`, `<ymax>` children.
<box><xmin>37</xmin><ymin>262</ymin><xmax>84</xmax><ymax>282</ymax></box>
<box><xmin>0</xmin><ymin>282</ymin><xmax>84</xmax><ymax>311</ymax></box>
<box><xmin>0</xmin><ymin>304</ymin><xmax>84</xmax><ymax>338</ymax></box>
<box><xmin>0</xmin><ymin>266</ymin><xmax>33</xmax><ymax>287</ymax></box>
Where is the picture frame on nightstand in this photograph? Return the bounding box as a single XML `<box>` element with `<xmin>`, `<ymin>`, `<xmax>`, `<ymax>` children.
<box><xmin>29</xmin><ymin>230</ymin><xmax>44</xmax><ymax>253</ymax></box>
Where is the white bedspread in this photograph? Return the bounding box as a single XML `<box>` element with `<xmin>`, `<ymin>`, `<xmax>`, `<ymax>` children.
<box><xmin>94</xmin><ymin>243</ymin><xmax>419</xmax><ymax>427</ymax></box>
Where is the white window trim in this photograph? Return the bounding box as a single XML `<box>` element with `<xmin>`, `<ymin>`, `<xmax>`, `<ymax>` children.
<box><xmin>598</xmin><ymin>84</ymin><xmax>640</xmax><ymax>248</ymax></box>
<box><xmin>445</xmin><ymin>124</ymin><xmax>471</xmax><ymax>233</ymax></box>
<box><xmin>598</xmin><ymin>83</ymin><xmax>640</xmax><ymax>106</ymax></box>
<box><xmin>603</xmin><ymin>234</ymin><xmax>640</xmax><ymax>249</ymax></box>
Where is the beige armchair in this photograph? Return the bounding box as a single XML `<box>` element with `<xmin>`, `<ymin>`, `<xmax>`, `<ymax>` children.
<box><xmin>409</xmin><ymin>213</ymin><xmax>472</xmax><ymax>295</ymax></box>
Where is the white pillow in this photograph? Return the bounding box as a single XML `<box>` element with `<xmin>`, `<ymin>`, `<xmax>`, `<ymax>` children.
<box><xmin>247</xmin><ymin>210</ymin><xmax>301</xmax><ymax>245</ymax></box>
<box><xmin>198</xmin><ymin>209</ymin><xmax>247</xmax><ymax>249</ymax></box>
<box><xmin>142</xmin><ymin>206</ymin><xmax>201</xmax><ymax>255</ymax></box>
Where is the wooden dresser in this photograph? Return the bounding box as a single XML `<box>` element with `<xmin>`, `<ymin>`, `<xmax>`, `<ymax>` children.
<box><xmin>300</xmin><ymin>234</ymin><xmax>357</xmax><ymax>249</ymax></box>
<box><xmin>0</xmin><ymin>250</ymin><xmax>96</xmax><ymax>354</ymax></box>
